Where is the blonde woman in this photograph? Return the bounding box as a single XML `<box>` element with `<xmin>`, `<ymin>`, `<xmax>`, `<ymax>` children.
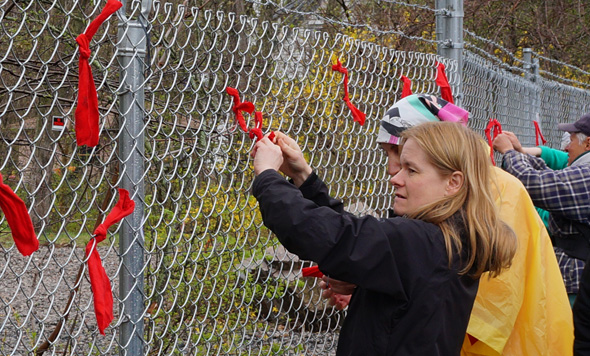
<box><xmin>252</xmin><ymin>121</ymin><xmax>516</xmax><ymax>355</ymax></box>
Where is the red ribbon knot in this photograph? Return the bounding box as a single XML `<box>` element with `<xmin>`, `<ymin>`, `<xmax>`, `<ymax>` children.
<box><xmin>85</xmin><ymin>188</ymin><xmax>134</xmax><ymax>335</ymax></box>
<box><xmin>76</xmin><ymin>34</ymin><xmax>91</xmax><ymax>59</ymax></box>
<box><xmin>332</xmin><ymin>59</ymin><xmax>366</xmax><ymax>126</ymax></box>
<box><xmin>485</xmin><ymin>118</ymin><xmax>503</xmax><ymax>166</ymax></box>
<box><xmin>533</xmin><ymin>120</ymin><xmax>547</xmax><ymax>146</ymax></box>
<box><xmin>74</xmin><ymin>0</ymin><xmax>122</xmax><ymax>148</ymax></box>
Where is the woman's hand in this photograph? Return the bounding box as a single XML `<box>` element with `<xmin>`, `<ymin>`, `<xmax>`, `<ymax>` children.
<box><xmin>319</xmin><ymin>276</ymin><xmax>356</xmax><ymax>310</ymax></box>
<box><xmin>274</xmin><ymin>132</ymin><xmax>312</xmax><ymax>187</ymax></box>
<box><xmin>252</xmin><ymin>135</ymin><xmax>284</xmax><ymax>175</ymax></box>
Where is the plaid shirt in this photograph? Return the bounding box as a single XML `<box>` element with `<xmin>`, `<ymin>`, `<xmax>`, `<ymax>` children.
<box><xmin>502</xmin><ymin>150</ymin><xmax>590</xmax><ymax>236</ymax></box>
<box><xmin>502</xmin><ymin>150</ymin><xmax>590</xmax><ymax>293</ymax></box>
<box><xmin>555</xmin><ymin>247</ymin><xmax>585</xmax><ymax>294</ymax></box>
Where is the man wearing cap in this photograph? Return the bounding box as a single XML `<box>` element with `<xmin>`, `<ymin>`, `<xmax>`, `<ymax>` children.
<box><xmin>494</xmin><ymin>114</ymin><xmax>590</xmax><ymax>304</ymax></box>
<box><xmin>323</xmin><ymin>94</ymin><xmax>573</xmax><ymax>355</ymax></box>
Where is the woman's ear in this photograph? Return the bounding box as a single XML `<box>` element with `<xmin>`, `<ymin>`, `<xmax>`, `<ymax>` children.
<box><xmin>445</xmin><ymin>171</ymin><xmax>464</xmax><ymax>196</ymax></box>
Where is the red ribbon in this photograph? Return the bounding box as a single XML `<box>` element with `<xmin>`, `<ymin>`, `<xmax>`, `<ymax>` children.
<box><xmin>435</xmin><ymin>62</ymin><xmax>454</xmax><ymax>104</ymax></box>
<box><xmin>226</xmin><ymin>88</ymin><xmax>275</xmax><ymax>142</ymax></box>
<box><xmin>533</xmin><ymin>121</ymin><xmax>547</xmax><ymax>146</ymax></box>
<box><xmin>400</xmin><ymin>75</ymin><xmax>413</xmax><ymax>98</ymax></box>
<box><xmin>302</xmin><ymin>265</ymin><xmax>324</xmax><ymax>278</ymax></box>
<box><xmin>0</xmin><ymin>174</ymin><xmax>38</xmax><ymax>256</ymax></box>
<box><xmin>85</xmin><ymin>188</ymin><xmax>134</xmax><ymax>335</ymax></box>
<box><xmin>249</xmin><ymin>111</ymin><xmax>264</xmax><ymax>140</ymax></box>
<box><xmin>226</xmin><ymin>87</ymin><xmax>255</xmax><ymax>132</ymax></box>
<box><xmin>485</xmin><ymin>119</ymin><xmax>503</xmax><ymax>166</ymax></box>
<box><xmin>248</xmin><ymin>111</ymin><xmax>276</xmax><ymax>142</ymax></box>
<box><xmin>332</xmin><ymin>59</ymin><xmax>366</xmax><ymax>126</ymax></box>
<box><xmin>75</xmin><ymin>0</ymin><xmax>122</xmax><ymax>147</ymax></box>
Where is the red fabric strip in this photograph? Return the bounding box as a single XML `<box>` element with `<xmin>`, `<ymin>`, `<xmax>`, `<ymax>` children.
<box><xmin>400</xmin><ymin>75</ymin><xmax>413</xmax><ymax>98</ymax></box>
<box><xmin>485</xmin><ymin>119</ymin><xmax>503</xmax><ymax>166</ymax></box>
<box><xmin>0</xmin><ymin>174</ymin><xmax>38</xmax><ymax>256</ymax></box>
<box><xmin>226</xmin><ymin>87</ymin><xmax>255</xmax><ymax>133</ymax></box>
<box><xmin>302</xmin><ymin>266</ymin><xmax>324</xmax><ymax>278</ymax></box>
<box><xmin>226</xmin><ymin>88</ymin><xmax>275</xmax><ymax>142</ymax></box>
<box><xmin>435</xmin><ymin>62</ymin><xmax>454</xmax><ymax>104</ymax></box>
<box><xmin>249</xmin><ymin>111</ymin><xmax>264</xmax><ymax>140</ymax></box>
<box><xmin>248</xmin><ymin>111</ymin><xmax>275</xmax><ymax>141</ymax></box>
<box><xmin>85</xmin><ymin>188</ymin><xmax>135</xmax><ymax>335</ymax></box>
<box><xmin>332</xmin><ymin>59</ymin><xmax>366</xmax><ymax>126</ymax></box>
<box><xmin>75</xmin><ymin>0</ymin><xmax>122</xmax><ymax>147</ymax></box>
<box><xmin>533</xmin><ymin>121</ymin><xmax>547</xmax><ymax>146</ymax></box>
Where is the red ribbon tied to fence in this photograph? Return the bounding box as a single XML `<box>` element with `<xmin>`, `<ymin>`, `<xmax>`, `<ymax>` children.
<box><xmin>400</xmin><ymin>75</ymin><xmax>413</xmax><ymax>98</ymax></box>
<box><xmin>226</xmin><ymin>87</ymin><xmax>275</xmax><ymax>142</ymax></box>
<box><xmin>75</xmin><ymin>0</ymin><xmax>122</xmax><ymax>147</ymax></box>
<box><xmin>0</xmin><ymin>173</ymin><xmax>38</xmax><ymax>256</ymax></box>
<box><xmin>226</xmin><ymin>87</ymin><xmax>255</xmax><ymax>133</ymax></box>
<box><xmin>533</xmin><ymin>120</ymin><xmax>547</xmax><ymax>146</ymax></box>
<box><xmin>302</xmin><ymin>265</ymin><xmax>324</xmax><ymax>278</ymax></box>
<box><xmin>485</xmin><ymin>119</ymin><xmax>503</xmax><ymax>166</ymax></box>
<box><xmin>249</xmin><ymin>111</ymin><xmax>264</xmax><ymax>140</ymax></box>
<box><xmin>435</xmin><ymin>62</ymin><xmax>454</xmax><ymax>104</ymax></box>
<box><xmin>85</xmin><ymin>188</ymin><xmax>135</xmax><ymax>335</ymax></box>
<box><xmin>332</xmin><ymin>59</ymin><xmax>366</xmax><ymax>126</ymax></box>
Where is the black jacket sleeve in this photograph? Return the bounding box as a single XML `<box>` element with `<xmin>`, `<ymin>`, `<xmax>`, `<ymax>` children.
<box><xmin>297</xmin><ymin>171</ymin><xmax>345</xmax><ymax>213</ymax></box>
<box><xmin>574</xmin><ymin>260</ymin><xmax>590</xmax><ymax>355</ymax></box>
<box><xmin>253</xmin><ymin>169</ymin><xmax>447</xmax><ymax>298</ymax></box>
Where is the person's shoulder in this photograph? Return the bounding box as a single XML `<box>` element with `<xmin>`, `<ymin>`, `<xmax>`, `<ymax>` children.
<box><xmin>569</xmin><ymin>161</ymin><xmax>590</xmax><ymax>168</ymax></box>
<box><xmin>560</xmin><ymin>163</ymin><xmax>590</xmax><ymax>175</ymax></box>
<box><xmin>386</xmin><ymin>216</ymin><xmax>442</xmax><ymax>239</ymax></box>
<box><xmin>384</xmin><ymin>217</ymin><xmax>447</xmax><ymax>252</ymax></box>
<box><xmin>387</xmin><ymin>216</ymin><xmax>436</xmax><ymax>228</ymax></box>
<box><xmin>490</xmin><ymin>166</ymin><xmax>535</xmax><ymax>203</ymax></box>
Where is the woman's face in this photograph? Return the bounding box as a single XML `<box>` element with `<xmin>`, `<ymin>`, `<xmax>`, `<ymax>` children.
<box><xmin>389</xmin><ymin>138</ymin><xmax>452</xmax><ymax>216</ymax></box>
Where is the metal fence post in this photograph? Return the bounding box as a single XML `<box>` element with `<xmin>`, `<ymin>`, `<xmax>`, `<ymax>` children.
<box><xmin>117</xmin><ymin>16</ymin><xmax>146</xmax><ymax>356</ymax></box>
<box><xmin>523</xmin><ymin>48</ymin><xmax>540</xmax><ymax>82</ymax></box>
<box><xmin>436</xmin><ymin>0</ymin><xmax>464</xmax><ymax>106</ymax></box>
<box><xmin>523</xmin><ymin>48</ymin><xmax>542</xmax><ymax>140</ymax></box>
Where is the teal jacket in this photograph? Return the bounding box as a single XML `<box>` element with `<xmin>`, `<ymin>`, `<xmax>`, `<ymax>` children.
<box><xmin>540</xmin><ymin>146</ymin><xmax>568</xmax><ymax>170</ymax></box>
<box><xmin>536</xmin><ymin>146</ymin><xmax>569</xmax><ymax>232</ymax></box>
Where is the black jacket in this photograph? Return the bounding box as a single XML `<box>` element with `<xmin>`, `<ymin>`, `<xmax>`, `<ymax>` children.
<box><xmin>253</xmin><ymin>170</ymin><xmax>479</xmax><ymax>356</ymax></box>
<box><xmin>574</xmin><ymin>258</ymin><xmax>590</xmax><ymax>355</ymax></box>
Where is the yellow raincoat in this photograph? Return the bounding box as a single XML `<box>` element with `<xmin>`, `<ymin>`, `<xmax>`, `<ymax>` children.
<box><xmin>461</xmin><ymin>167</ymin><xmax>573</xmax><ymax>355</ymax></box>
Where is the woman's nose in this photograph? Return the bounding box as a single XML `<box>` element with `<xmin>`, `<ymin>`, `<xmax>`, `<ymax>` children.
<box><xmin>389</xmin><ymin>176</ymin><xmax>397</xmax><ymax>187</ymax></box>
<box><xmin>389</xmin><ymin>172</ymin><xmax>402</xmax><ymax>187</ymax></box>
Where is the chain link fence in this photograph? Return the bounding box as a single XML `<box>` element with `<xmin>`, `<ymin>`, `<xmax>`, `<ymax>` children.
<box><xmin>0</xmin><ymin>1</ymin><xmax>589</xmax><ymax>355</ymax></box>
<box><xmin>463</xmin><ymin>50</ymin><xmax>590</xmax><ymax>149</ymax></box>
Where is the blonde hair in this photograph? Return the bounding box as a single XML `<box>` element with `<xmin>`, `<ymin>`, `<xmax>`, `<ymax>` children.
<box><xmin>400</xmin><ymin>122</ymin><xmax>516</xmax><ymax>278</ymax></box>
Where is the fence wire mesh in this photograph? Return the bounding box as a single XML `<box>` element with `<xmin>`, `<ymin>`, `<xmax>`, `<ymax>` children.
<box><xmin>0</xmin><ymin>1</ymin><xmax>589</xmax><ymax>355</ymax></box>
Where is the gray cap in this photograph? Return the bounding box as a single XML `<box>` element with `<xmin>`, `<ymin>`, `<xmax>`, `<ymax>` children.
<box><xmin>558</xmin><ymin>113</ymin><xmax>590</xmax><ymax>136</ymax></box>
